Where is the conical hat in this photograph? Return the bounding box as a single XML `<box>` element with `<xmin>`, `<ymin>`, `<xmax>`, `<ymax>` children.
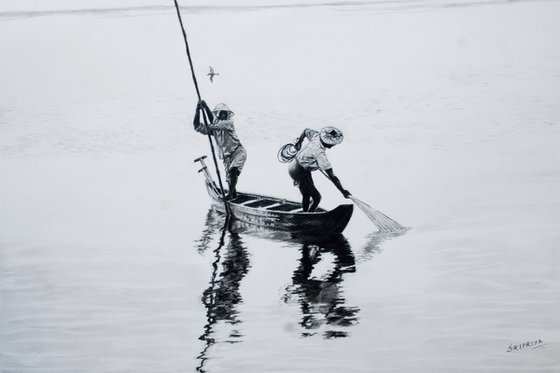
<box><xmin>213</xmin><ymin>103</ymin><xmax>234</xmax><ymax>117</ymax></box>
<box><xmin>320</xmin><ymin>127</ymin><xmax>344</xmax><ymax>146</ymax></box>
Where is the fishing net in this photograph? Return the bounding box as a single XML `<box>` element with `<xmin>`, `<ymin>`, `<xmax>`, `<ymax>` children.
<box><xmin>349</xmin><ymin>196</ymin><xmax>406</xmax><ymax>232</ymax></box>
<box><xmin>277</xmin><ymin>143</ymin><xmax>298</xmax><ymax>163</ymax></box>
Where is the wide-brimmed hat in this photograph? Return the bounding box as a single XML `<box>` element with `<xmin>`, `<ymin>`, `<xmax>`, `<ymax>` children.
<box><xmin>277</xmin><ymin>143</ymin><xmax>298</xmax><ymax>163</ymax></box>
<box><xmin>213</xmin><ymin>103</ymin><xmax>234</xmax><ymax>117</ymax></box>
<box><xmin>320</xmin><ymin>126</ymin><xmax>344</xmax><ymax>146</ymax></box>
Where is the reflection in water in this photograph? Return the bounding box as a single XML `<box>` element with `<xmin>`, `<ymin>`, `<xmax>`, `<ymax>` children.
<box><xmin>195</xmin><ymin>209</ymin><xmax>407</xmax><ymax>369</ymax></box>
<box><xmin>283</xmin><ymin>229</ymin><xmax>408</xmax><ymax>339</ymax></box>
<box><xmin>285</xmin><ymin>235</ymin><xmax>359</xmax><ymax>339</ymax></box>
<box><xmin>196</xmin><ymin>213</ymin><xmax>250</xmax><ymax>373</ymax></box>
<box><xmin>358</xmin><ymin>229</ymin><xmax>409</xmax><ymax>263</ymax></box>
<box><xmin>195</xmin><ymin>208</ymin><xmax>222</xmax><ymax>255</ymax></box>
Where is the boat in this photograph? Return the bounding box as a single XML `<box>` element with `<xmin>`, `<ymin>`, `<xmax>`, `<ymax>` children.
<box><xmin>195</xmin><ymin>156</ymin><xmax>353</xmax><ymax>234</ymax></box>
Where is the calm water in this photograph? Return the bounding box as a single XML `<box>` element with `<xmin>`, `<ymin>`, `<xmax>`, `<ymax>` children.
<box><xmin>193</xmin><ymin>211</ymin><xmax>405</xmax><ymax>372</ymax></box>
<box><xmin>1</xmin><ymin>1</ymin><xmax>559</xmax><ymax>372</ymax></box>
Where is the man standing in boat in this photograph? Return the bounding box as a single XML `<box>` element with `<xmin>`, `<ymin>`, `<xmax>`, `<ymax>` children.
<box><xmin>289</xmin><ymin>127</ymin><xmax>351</xmax><ymax>212</ymax></box>
<box><xmin>194</xmin><ymin>100</ymin><xmax>247</xmax><ymax>200</ymax></box>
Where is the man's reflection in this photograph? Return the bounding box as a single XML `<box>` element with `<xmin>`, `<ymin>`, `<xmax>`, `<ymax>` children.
<box><xmin>196</xmin><ymin>213</ymin><xmax>250</xmax><ymax>372</ymax></box>
<box><xmin>194</xmin><ymin>208</ymin><xmax>397</xmax><ymax>369</ymax></box>
<box><xmin>285</xmin><ymin>234</ymin><xmax>359</xmax><ymax>339</ymax></box>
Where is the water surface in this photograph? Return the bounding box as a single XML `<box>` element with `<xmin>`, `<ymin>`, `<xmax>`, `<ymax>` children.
<box><xmin>1</xmin><ymin>1</ymin><xmax>559</xmax><ymax>372</ymax></box>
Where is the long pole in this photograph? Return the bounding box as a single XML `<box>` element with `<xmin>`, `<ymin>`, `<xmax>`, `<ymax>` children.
<box><xmin>172</xmin><ymin>0</ymin><xmax>230</xmax><ymax>214</ymax></box>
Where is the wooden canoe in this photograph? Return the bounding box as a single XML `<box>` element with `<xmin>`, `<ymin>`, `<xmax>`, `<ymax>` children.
<box><xmin>195</xmin><ymin>156</ymin><xmax>353</xmax><ymax>234</ymax></box>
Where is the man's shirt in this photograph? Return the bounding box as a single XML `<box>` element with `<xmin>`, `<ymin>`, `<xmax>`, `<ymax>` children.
<box><xmin>296</xmin><ymin>129</ymin><xmax>332</xmax><ymax>171</ymax></box>
<box><xmin>195</xmin><ymin>119</ymin><xmax>242</xmax><ymax>158</ymax></box>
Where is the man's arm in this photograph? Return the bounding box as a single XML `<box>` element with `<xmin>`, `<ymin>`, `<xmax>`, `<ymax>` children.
<box><xmin>193</xmin><ymin>103</ymin><xmax>208</xmax><ymax>134</ymax></box>
<box><xmin>325</xmin><ymin>168</ymin><xmax>351</xmax><ymax>198</ymax></box>
<box><xmin>200</xmin><ymin>100</ymin><xmax>214</xmax><ymax>123</ymax></box>
<box><xmin>193</xmin><ymin>101</ymin><xmax>214</xmax><ymax>134</ymax></box>
<box><xmin>294</xmin><ymin>128</ymin><xmax>315</xmax><ymax>150</ymax></box>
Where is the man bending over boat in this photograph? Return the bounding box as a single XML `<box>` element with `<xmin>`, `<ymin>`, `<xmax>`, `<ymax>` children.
<box><xmin>289</xmin><ymin>127</ymin><xmax>351</xmax><ymax>212</ymax></box>
<box><xmin>194</xmin><ymin>100</ymin><xmax>247</xmax><ymax>200</ymax></box>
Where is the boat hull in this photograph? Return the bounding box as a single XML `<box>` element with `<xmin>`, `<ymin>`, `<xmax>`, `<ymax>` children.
<box><xmin>205</xmin><ymin>182</ymin><xmax>353</xmax><ymax>234</ymax></box>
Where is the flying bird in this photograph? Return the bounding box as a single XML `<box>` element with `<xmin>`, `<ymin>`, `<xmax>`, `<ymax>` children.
<box><xmin>207</xmin><ymin>66</ymin><xmax>219</xmax><ymax>83</ymax></box>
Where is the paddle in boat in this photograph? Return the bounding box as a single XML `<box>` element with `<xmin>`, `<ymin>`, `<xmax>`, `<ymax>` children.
<box><xmin>195</xmin><ymin>156</ymin><xmax>353</xmax><ymax>234</ymax></box>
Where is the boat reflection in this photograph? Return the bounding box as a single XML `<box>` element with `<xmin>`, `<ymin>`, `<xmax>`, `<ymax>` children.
<box><xmin>195</xmin><ymin>208</ymin><xmax>403</xmax><ymax>370</ymax></box>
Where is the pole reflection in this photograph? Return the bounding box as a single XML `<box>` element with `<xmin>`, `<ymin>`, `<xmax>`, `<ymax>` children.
<box><xmin>196</xmin><ymin>213</ymin><xmax>250</xmax><ymax>373</ymax></box>
<box><xmin>195</xmin><ymin>208</ymin><xmax>406</xmax><ymax>369</ymax></box>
